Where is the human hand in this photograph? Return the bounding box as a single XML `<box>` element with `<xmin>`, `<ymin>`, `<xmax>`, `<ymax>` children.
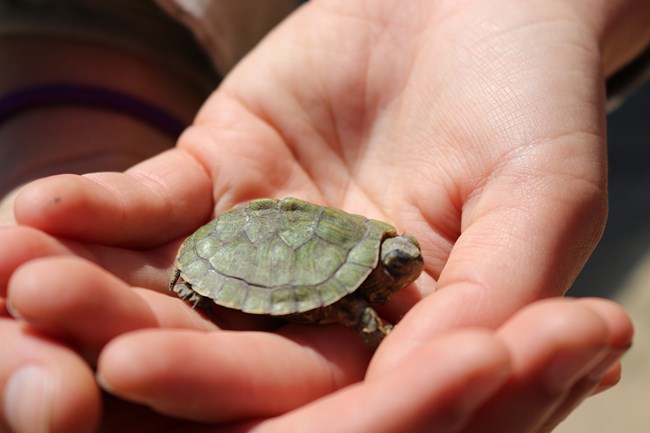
<box><xmin>2</xmin><ymin>0</ymin><xmax>648</xmax><ymax>431</ymax></box>
<box><xmin>8</xmin><ymin>0</ymin><xmax>647</xmax><ymax>353</ymax></box>
<box><xmin>3</xmin><ymin>261</ymin><xmax>632</xmax><ymax>432</ymax></box>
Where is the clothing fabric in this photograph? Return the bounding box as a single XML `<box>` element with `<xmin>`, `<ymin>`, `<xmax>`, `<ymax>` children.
<box><xmin>0</xmin><ymin>0</ymin><xmax>300</xmax><ymax>89</ymax></box>
<box><xmin>156</xmin><ymin>0</ymin><xmax>298</xmax><ymax>75</ymax></box>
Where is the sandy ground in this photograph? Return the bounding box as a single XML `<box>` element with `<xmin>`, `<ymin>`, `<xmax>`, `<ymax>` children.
<box><xmin>554</xmin><ymin>82</ymin><xmax>650</xmax><ymax>432</ymax></box>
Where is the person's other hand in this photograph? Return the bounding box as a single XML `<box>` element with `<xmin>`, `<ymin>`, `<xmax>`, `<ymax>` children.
<box><xmin>4</xmin><ymin>262</ymin><xmax>631</xmax><ymax>432</ymax></box>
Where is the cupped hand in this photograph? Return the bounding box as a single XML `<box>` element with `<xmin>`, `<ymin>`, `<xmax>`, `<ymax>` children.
<box><xmin>1</xmin><ymin>0</ymin><xmax>645</xmax><ymax>431</ymax></box>
<box><xmin>4</xmin><ymin>259</ymin><xmax>632</xmax><ymax>432</ymax></box>
<box><xmin>9</xmin><ymin>0</ymin><xmax>612</xmax><ymax>333</ymax></box>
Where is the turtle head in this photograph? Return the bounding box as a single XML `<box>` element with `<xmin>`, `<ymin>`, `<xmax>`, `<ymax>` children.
<box><xmin>364</xmin><ymin>235</ymin><xmax>423</xmax><ymax>304</ymax></box>
<box><xmin>380</xmin><ymin>235</ymin><xmax>423</xmax><ymax>282</ymax></box>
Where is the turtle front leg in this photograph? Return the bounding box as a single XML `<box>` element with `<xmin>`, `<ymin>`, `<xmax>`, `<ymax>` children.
<box><xmin>331</xmin><ymin>296</ymin><xmax>393</xmax><ymax>351</ymax></box>
<box><xmin>356</xmin><ymin>306</ymin><xmax>393</xmax><ymax>350</ymax></box>
<box><xmin>285</xmin><ymin>295</ymin><xmax>393</xmax><ymax>351</ymax></box>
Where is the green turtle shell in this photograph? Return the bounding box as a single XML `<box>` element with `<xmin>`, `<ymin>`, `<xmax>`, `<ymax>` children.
<box><xmin>172</xmin><ymin>197</ymin><xmax>396</xmax><ymax>315</ymax></box>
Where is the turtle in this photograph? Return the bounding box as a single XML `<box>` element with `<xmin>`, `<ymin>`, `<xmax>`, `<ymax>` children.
<box><xmin>170</xmin><ymin>197</ymin><xmax>424</xmax><ymax>350</ymax></box>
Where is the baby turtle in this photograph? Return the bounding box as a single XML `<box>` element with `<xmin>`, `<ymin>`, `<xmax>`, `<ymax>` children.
<box><xmin>170</xmin><ymin>197</ymin><xmax>423</xmax><ymax>350</ymax></box>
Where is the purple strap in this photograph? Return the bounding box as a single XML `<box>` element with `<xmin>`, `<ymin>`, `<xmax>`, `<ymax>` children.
<box><xmin>0</xmin><ymin>84</ymin><xmax>188</xmax><ymax>138</ymax></box>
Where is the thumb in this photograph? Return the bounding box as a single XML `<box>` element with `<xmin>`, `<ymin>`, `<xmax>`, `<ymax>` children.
<box><xmin>373</xmin><ymin>168</ymin><xmax>607</xmax><ymax>372</ymax></box>
<box><xmin>13</xmin><ymin>149</ymin><xmax>213</xmax><ymax>248</ymax></box>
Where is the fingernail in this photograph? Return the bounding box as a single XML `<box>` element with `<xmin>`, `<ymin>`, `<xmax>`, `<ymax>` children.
<box><xmin>4</xmin><ymin>299</ymin><xmax>23</xmax><ymax>320</ymax></box>
<box><xmin>544</xmin><ymin>348</ymin><xmax>607</xmax><ymax>394</ymax></box>
<box><xmin>4</xmin><ymin>365</ymin><xmax>52</xmax><ymax>433</ymax></box>
<box><xmin>587</xmin><ymin>349</ymin><xmax>628</xmax><ymax>381</ymax></box>
<box><xmin>95</xmin><ymin>371</ymin><xmax>113</xmax><ymax>393</ymax></box>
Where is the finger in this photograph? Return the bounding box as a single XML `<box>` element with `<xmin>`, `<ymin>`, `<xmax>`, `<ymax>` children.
<box><xmin>458</xmin><ymin>298</ymin><xmax>627</xmax><ymax>433</ymax></box>
<box><xmin>571</xmin><ymin>297</ymin><xmax>634</xmax><ymax>351</ymax></box>
<box><xmin>538</xmin><ymin>298</ymin><xmax>633</xmax><ymax>432</ymax></box>
<box><xmin>0</xmin><ymin>299</ymin><xmax>10</xmax><ymax>319</ymax></box>
<box><xmin>532</xmin><ymin>364</ymin><xmax>620</xmax><ymax>433</ymax></box>
<box><xmin>0</xmin><ymin>225</ymin><xmax>175</xmax><ymax>294</ymax></box>
<box><xmin>0</xmin><ymin>226</ymin><xmax>79</xmax><ymax>296</ymax></box>
<box><xmin>591</xmin><ymin>362</ymin><xmax>622</xmax><ymax>395</ymax></box>
<box><xmin>0</xmin><ymin>318</ymin><xmax>100</xmax><ymax>433</ymax></box>
<box><xmin>7</xmin><ymin>257</ymin><xmax>219</xmax><ymax>363</ymax></box>
<box><xmin>0</xmin><ymin>186</ymin><xmax>20</xmax><ymax>226</ymax></box>
<box><xmin>13</xmin><ymin>149</ymin><xmax>213</xmax><ymax>248</ymax></box>
<box><xmin>235</xmin><ymin>331</ymin><xmax>511</xmax><ymax>433</ymax></box>
<box><xmin>7</xmin><ymin>257</ymin><xmax>159</xmax><ymax>363</ymax></box>
<box><xmin>97</xmin><ymin>326</ymin><xmax>371</xmax><ymax>423</ymax></box>
<box><xmin>373</xmin><ymin>204</ymin><xmax>608</xmax><ymax>374</ymax></box>
<box><xmin>372</xmin><ymin>180</ymin><xmax>606</xmax><ymax>369</ymax></box>
<box><xmin>133</xmin><ymin>288</ymin><xmax>218</xmax><ymax>332</ymax></box>
<box><xmin>384</xmin><ymin>139</ymin><xmax>607</xmax><ymax>367</ymax></box>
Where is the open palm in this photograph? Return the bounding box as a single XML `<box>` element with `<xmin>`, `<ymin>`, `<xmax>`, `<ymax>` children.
<box><xmin>2</xmin><ymin>1</ymin><xmax>630</xmax><ymax>432</ymax></box>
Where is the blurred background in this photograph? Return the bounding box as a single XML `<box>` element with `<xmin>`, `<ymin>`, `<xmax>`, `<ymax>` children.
<box><xmin>557</xmin><ymin>81</ymin><xmax>650</xmax><ymax>432</ymax></box>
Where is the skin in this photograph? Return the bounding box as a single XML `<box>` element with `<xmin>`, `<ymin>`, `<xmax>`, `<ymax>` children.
<box><xmin>2</xmin><ymin>271</ymin><xmax>632</xmax><ymax>432</ymax></box>
<box><xmin>1</xmin><ymin>0</ymin><xmax>649</xmax><ymax>431</ymax></box>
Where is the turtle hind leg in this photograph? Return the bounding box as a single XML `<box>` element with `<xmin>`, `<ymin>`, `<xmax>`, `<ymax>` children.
<box><xmin>169</xmin><ymin>268</ymin><xmax>182</xmax><ymax>290</ymax></box>
<box><xmin>171</xmin><ymin>280</ymin><xmax>214</xmax><ymax>316</ymax></box>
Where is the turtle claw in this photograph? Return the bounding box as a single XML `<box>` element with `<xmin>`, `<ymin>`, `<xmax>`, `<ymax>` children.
<box><xmin>172</xmin><ymin>280</ymin><xmax>213</xmax><ymax>315</ymax></box>
<box><xmin>357</xmin><ymin>306</ymin><xmax>393</xmax><ymax>352</ymax></box>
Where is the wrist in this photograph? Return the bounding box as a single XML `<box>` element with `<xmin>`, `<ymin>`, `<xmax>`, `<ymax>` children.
<box><xmin>564</xmin><ymin>0</ymin><xmax>650</xmax><ymax>76</ymax></box>
<box><xmin>435</xmin><ymin>0</ymin><xmax>649</xmax><ymax>77</ymax></box>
